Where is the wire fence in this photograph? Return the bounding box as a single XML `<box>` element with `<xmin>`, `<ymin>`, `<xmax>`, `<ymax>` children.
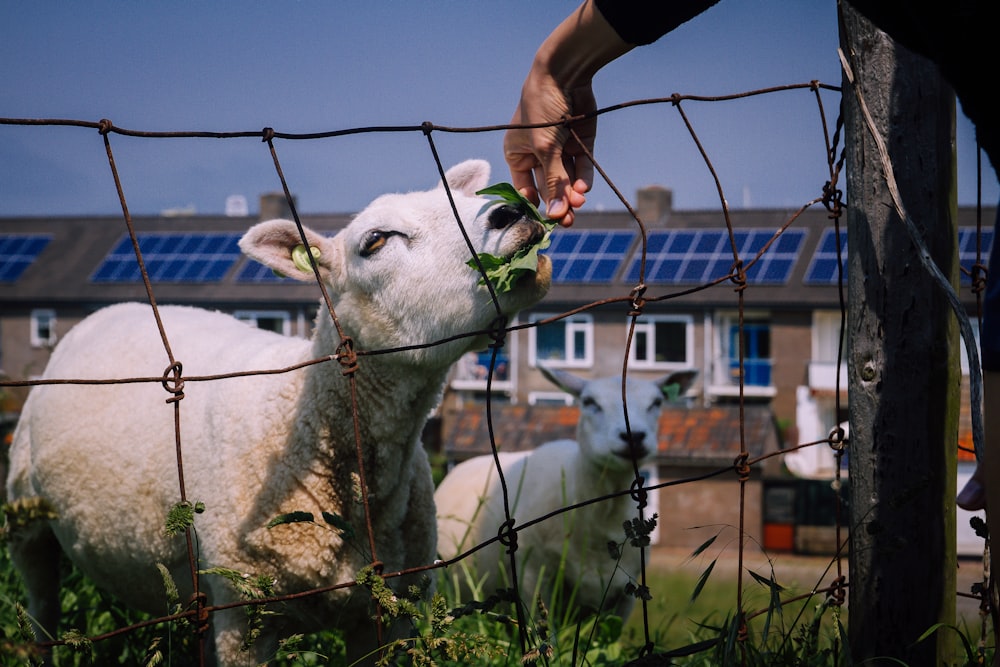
<box><xmin>0</xmin><ymin>74</ymin><xmax>990</xmax><ymax>666</ymax></box>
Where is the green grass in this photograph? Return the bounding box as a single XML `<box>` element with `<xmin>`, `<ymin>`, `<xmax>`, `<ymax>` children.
<box><xmin>1</xmin><ymin>531</ymin><xmax>994</xmax><ymax>666</ymax></box>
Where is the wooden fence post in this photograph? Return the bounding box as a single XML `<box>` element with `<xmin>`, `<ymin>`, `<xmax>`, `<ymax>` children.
<box><xmin>840</xmin><ymin>5</ymin><xmax>960</xmax><ymax>665</ymax></box>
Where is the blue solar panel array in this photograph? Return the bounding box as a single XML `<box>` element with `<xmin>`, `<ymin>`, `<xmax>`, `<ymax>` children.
<box><xmin>803</xmin><ymin>228</ymin><xmax>847</xmax><ymax>285</ymax></box>
<box><xmin>804</xmin><ymin>227</ymin><xmax>993</xmax><ymax>286</ymax></box>
<box><xmin>235</xmin><ymin>259</ymin><xmax>295</xmax><ymax>283</ymax></box>
<box><xmin>0</xmin><ymin>234</ymin><xmax>52</xmax><ymax>282</ymax></box>
<box><xmin>543</xmin><ymin>230</ymin><xmax>636</xmax><ymax>283</ymax></box>
<box><xmin>91</xmin><ymin>233</ymin><xmax>243</xmax><ymax>283</ymax></box>
<box><xmin>625</xmin><ymin>228</ymin><xmax>806</xmax><ymax>285</ymax></box>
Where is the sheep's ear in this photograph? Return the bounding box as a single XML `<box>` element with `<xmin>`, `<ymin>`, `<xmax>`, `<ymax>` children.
<box><xmin>239</xmin><ymin>219</ymin><xmax>340</xmax><ymax>283</ymax></box>
<box><xmin>658</xmin><ymin>370</ymin><xmax>698</xmax><ymax>401</ymax></box>
<box><xmin>437</xmin><ymin>159</ymin><xmax>491</xmax><ymax>197</ymax></box>
<box><xmin>538</xmin><ymin>364</ymin><xmax>587</xmax><ymax>398</ymax></box>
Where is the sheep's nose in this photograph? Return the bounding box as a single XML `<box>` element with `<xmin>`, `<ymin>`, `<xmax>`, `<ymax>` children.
<box><xmin>620</xmin><ymin>431</ymin><xmax>647</xmax><ymax>447</ymax></box>
<box><xmin>616</xmin><ymin>430</ymin><xmax>649</xmax><ymax>460</ymax></box>
<box><xmin>488</xmin><ymin>203</ymin><xmax>528</xmax><ymax>229</ymax></box>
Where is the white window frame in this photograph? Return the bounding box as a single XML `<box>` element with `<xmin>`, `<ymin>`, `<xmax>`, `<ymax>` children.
<box><xmin>30</xmin><ymin>309</ymin><xmax>57</xmax><ymax>347</ymax></box>
<box><xmin>234</xmin><ymin>310</ymin><xmax>291</xmax><ymax>336</ymax></box>
<box><xmin>528</xmin><ymin>391</ymin><xmax>575</xmax><ymax>406</ymax></box>
<box><xmin>626</xmin><ymin>314</ymin><xmax>694</xmax><ymax>370</ymax></box>
<box><xmin>528</xmin><ymin>313</ymin><xmax>594</xmax><ymax>369</ymax></box>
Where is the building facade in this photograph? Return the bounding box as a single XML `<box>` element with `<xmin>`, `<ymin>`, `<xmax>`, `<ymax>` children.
<box><xmin>1</xmin><ymin>192</ymin><xmax>991</xmax><ymax>552</ymax></box>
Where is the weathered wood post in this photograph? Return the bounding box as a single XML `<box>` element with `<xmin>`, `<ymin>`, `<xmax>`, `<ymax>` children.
<box><xmin>840</xmin><ymin>4</ymin><xmax>960</xmax><ymax>665</ymax></box>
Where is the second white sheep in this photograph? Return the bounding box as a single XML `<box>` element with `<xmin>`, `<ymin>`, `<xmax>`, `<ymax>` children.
<box><xmin>435</xmin><ymin>365</ymin><xmax>696</xmax><ymax>621</ymax></box>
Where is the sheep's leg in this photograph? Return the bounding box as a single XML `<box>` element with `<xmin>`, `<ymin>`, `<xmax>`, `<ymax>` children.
<box><xmin>8</xmin><ymin>521</ymin><xmax>62</xmax><ymax>646</ymax></box>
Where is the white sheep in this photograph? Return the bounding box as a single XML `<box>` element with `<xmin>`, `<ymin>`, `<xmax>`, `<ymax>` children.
<box><xmin>5</xmin><ymin>160</ymin><xmax>551</xmax><ymax>666</ymax></box>
<box><xmin>435</xmin><ymin>365</ymin><xmax>696</xmax><ymax>621</ymax></box>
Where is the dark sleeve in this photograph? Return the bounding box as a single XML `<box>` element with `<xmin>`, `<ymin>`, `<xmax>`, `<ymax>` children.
<box><xmin>594</xmin><ymin>0</ymin><xmax>721</xmax><ymax>45</ymax></box>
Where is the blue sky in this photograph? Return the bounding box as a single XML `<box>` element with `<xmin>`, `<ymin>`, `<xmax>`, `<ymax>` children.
<box><xmin>2</xmin><ymin>1</ymin><xmax>995</xmax><ymax>218</ymax></box>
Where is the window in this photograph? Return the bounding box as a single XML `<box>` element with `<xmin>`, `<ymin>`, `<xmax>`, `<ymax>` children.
<box><xmin>809</xmin><ymin>310</ymin><xmax>848</xmax><ymax>391</ymax></box>
<box><xmin>812</xmin><ymin>310</ymin><xmax>846</xmax><ymax>364</ymax></box>
<box><xmin>30</xmin><ymin>309</ymin><xmax>57</xmax><ymax>347</ymax></box>
<box><xmin>628</xmin><ymin>315</ymin><xmax>693</xmax><ymax>369</ymax></box>
<box><xmin>728</xmin><ymin>319</ymin><xmax>772</xmax><ymax>387</ymax></box>
<box><xmin>452</xmin><ymin>350</ymin><xmax>513</xmax><ymax>389</ymax></box>
<box><xmin>234</xmin><ymin>310</ymin><xmax>290</xmax><ymax>336</ymax></box>
<box><xmin>529</xmin><ymin>313</ymin><xmax>593</xmax><ymax>368</ymax></box>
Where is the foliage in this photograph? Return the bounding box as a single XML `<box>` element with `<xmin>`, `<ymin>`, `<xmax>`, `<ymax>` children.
<box><xmin>1</xmin><ymin>503</ymin><xmax>994</xmax><ymax>666</ymax></box>
<box><xmin>467</xmin><ymin>183</ymin><xmax>557</xmax><ymax>294</ymax></box>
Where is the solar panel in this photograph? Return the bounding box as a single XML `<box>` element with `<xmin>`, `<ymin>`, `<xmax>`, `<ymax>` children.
<box><xmin>91</xmin><ymin>233</ymin><xmax>243</xmax><ymax>283</ymax></box>
<box><xmin>803</xmin><ymin>227</ymin><xmax>848</xmax><ymax>285</ymax></box>
<box><xmin>803</xmin><ymin>227</ymin><xmax>993</xmax><ymax>286</ymax></box>
<box><xmin>0</xmin><ymin>234</ymin><xmax>52</xmax><ymax>282</ymax></box>
<box><xmin>626</xmin><ymin>228</ymin><xmax>806</xmax><ymax>285</ymax></box>
<box><xmin>543</xmin><ymin>230</ymin><xmax>636</xmax><ymax>283</ymax></box>
<box><xmin>235</xmin><ymin>259</ymin><xmax>296</xmax><ymax>283</ymax></box>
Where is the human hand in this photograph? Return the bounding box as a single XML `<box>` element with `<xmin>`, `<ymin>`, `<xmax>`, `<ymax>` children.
<box><xmin>503</xmin><ymin>1</ymin><xmax>632</xmax><ymax>227</ymax></box>
<box><xmin>503</xmin><ymin>75</ymin><xmax>595</xmax><ymax>227</ymax></box>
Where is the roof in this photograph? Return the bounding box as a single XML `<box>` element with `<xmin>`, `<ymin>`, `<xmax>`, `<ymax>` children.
<box><xmin>440</xmin><ymin>402</ymin><xmax>780</xmax><ymax>467</ymax></box>
<box><xmin>1</xmin><ymin>204</ymin><xmax>992</xmax><ymax>311</ymax></box>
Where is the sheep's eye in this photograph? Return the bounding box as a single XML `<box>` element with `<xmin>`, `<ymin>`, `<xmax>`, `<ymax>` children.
<box><xmin>650</xmin><ymin>397</ymin><xmax>663</xmax><ymax>410</ymax></box>
<box><xmin>581</xmin><ymin>396</ymin><xmax>601</xmax><ymax>412</ymax></box>
<box><xmin>360</xmin><ymin>230</ymin><xmax>395</xmax><ymax>257</ymax></box>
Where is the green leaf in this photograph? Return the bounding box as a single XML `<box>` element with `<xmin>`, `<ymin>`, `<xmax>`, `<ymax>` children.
<box><xmin>468</xmin><ymin>181</ymin><xmax>557</xmax><ymax>294</ymax></box>
<box><xmin>475</xmin><ymin>182</ymin><xmax>544</xmax><ymax>222</ymax></box>
<box><xmin>267</xmin><ymin>511</ymin><xmax>315</xmax><ymax>528</ymax></box>
<box><xmin>321</xmin><ymin>511</ymin><xmax>356</xmax><ymax>540</ymax></box>
<box><xmin>746</xmin><ymin>568</ymin><xmax>785</xmax><ymax>592</ymax></box>
<box><xmin>689</xmin><ymin>534</ymin><xmax>718</xmax><ymax>559</ymax></box>
<box><xmin>690</xmin><ymin>557</ymin><xmax>717</xmax><ymax>603</ymax></box>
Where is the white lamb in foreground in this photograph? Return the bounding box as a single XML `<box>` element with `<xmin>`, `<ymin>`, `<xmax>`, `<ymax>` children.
<box><xmin>435</xmin><ymin>365</ymin><xmax>696</xmax><ymax>621</ymax></box>
<box><xmin>5</xmin><ymin>160</ymin><xmax>551</xmax><ymax>666</ymax></box>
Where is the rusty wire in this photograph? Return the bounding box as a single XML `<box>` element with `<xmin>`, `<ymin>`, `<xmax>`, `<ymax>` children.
<box><xmin>0</xmin><ymin>76</ymin><xmax>987</xmax><ymax>664</ymax></box>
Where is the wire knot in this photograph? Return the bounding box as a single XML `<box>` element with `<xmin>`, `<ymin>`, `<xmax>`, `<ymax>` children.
<box><xmin>828</xmin><ymin>424</ymin><xmax>848</xmax><ymax>451</ymax></box>
<box><xmin>335</xmin><ymin>337</ymin><xmax>359</xmax><ymax>376</ymax></box>
<box><xmin>730</xmin><ymin>260</ymin><xmax>748</xmax><ymax>292</ymax></box>
<box><xmin>161</xmin><ymin>361</ymin><xmax>185</xmax><ymax>404</ymax></box>
<box><xmin>629</xmin><ymin>477</ymin><xmax>648</xmax><ymax>510</ymax></box>
<box><xmin>829</xmin><ymin>574</ymin><xmax>847</xmax><ymax>606</ymax></box>
<box><xmin>189</xmin><ymin>591</ymin><xmax>209</xmax><ymax>635</ymax></box>
<box><xmin>971</xmin><ymin>262</ymin><xmax>988</xmax><ymax>294</ymax></box>
<box><xmin>497</xmin><ymin>518</ymin><xmax>518</xmax><ymax>554</ymax></box>
<box><xmin>421</xmin><ymin>121</ymin><xmax>434</xmax><ymax>136</ymax></box>
<box><xmin>734</xmin><ymin>453</ymin><xmax>751</xmax><ymax>481</ymax></box>
<box><xmin>97</xmin><ymin>118</ymin><xmax>113</xmax><ymax>136</ymax></box>
<box><xmin>628</xmin><ymin>283</ymin><xmax>647</xmax><ymax>316</ymax></box>
<box><xmin>822</xmin><ymin>181</ymin><xmax>843</xmax><ymax>216</ymax></box>
<box><xmin>260</xmin><ymin>127</ymin><xmax>275</xmax><ymax>143</ymax></box>
<box><xmin>488</xmin><ymin>315</ymin><xmax>508</xmax><ymax>350</ymax></box>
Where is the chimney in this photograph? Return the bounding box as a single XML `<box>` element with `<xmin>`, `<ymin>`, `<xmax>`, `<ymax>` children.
<box><xmin>636</xmin><ymin>186</ymin><xmax>673</xmax><ymax>226</ymax></box>
<box><xmin>259</xmin><ymin>192</ymin><xmax>297</xmax><ymax>221</ymax></box>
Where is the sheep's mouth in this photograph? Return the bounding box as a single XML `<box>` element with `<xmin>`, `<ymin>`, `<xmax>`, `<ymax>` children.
<box><xmin>613</xmin><ymin>444</ymin><xmax>651</xmax><ymax>461</ymax></box>
<box><xmin>501</xmin><ymin>218</ymin><xmax>547</xmax><ymax>258</ymax></box>
<box><xmin>469</xmin><ymin>217</ymin><xmax>552</xmax><ymax>295</ymax></box>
